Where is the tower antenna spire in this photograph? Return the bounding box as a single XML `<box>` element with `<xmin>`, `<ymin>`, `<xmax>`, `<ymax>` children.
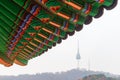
<box><xmin>88</xmin><ymin>58</ymin><xmax>91</xmax><ymax>71</ymax></box>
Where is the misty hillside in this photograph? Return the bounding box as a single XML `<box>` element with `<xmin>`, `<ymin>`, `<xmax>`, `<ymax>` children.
<box><xmin>0</xmin><ymin>69</ymin><xmax>120</xmax><ymax>80</ymax></box>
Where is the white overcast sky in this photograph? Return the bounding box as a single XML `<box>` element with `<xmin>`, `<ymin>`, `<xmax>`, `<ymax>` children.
<box><xmin>0</xmin><ymin>1</ymin><xmax>120</xmax><ymax>76</ymax></box>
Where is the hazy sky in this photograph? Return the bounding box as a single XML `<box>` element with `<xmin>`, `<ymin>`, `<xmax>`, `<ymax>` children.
<box><xmin>0</xmin><ymin>1</ymin><xmax>120</xmax><ymax>76</ymax></box>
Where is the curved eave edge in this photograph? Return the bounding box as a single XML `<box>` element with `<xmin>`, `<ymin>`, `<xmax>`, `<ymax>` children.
<box><xmin>0</xmin><ymin>53</ymin><xmax>13</xmax><ymax>67</ymax></box>
<box><xmin>14</xmin><ymin>57</ymin><xmax>28</xmax><ymax>66</ymax></box>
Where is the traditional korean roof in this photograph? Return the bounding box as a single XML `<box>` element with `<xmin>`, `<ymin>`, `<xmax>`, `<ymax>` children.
<box><xmin>0</xmin><ymin>0</ymin><xmax>117</xmax><ymax>67</ymax></box>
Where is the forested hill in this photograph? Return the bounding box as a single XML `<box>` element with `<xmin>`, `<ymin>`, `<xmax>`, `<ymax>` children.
<box><xmin>80</xmin><ymin>74</ymin><xmax>118</xmax><ymax>80</ymax></box>
<box><xmin>0</xmin><ymin>69</ymin><xmax>119</xmax><ymax>80</ymax></box>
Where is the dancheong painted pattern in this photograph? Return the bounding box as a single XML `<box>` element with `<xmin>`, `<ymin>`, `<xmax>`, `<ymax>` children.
<box><xmin>0</xmin><ymin>0</ymin><xmax>118</xmax><ymax>67</ymax></box>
